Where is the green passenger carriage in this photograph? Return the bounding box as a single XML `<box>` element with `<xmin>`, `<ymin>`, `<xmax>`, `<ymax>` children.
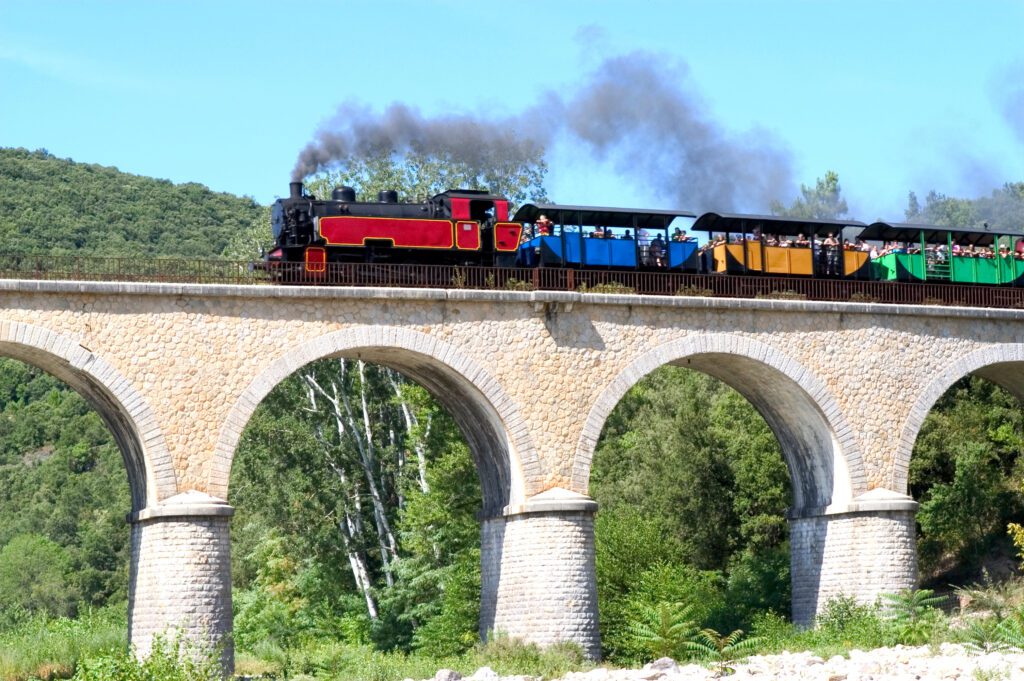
<box><xmin>860</xmin><ymin>222</ymin><xmax>1024</xmax><ymax>286</ymax></box>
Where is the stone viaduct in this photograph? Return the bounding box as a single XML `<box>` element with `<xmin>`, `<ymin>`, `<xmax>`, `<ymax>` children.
<box><xmin>0</xmin><ymin>279</ymin><xmax>1022</xmax><ymax>667</ymax></box>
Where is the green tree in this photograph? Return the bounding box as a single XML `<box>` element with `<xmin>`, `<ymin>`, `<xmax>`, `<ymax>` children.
<box><xmin>770</xmin><ymin>170</ymin><xmax>848</xmax><ymax>220</ymax></box>
<box><xmin>911</xmin><ymin>377</ymin><xmax>1024</xmax><ymax>577</ymax></box>
<box><xmin>590</xmin><ymin>366</ymin><xmax>792</xmax><ymax>657</ymax></box>
<box><xmin>229</xmin><ymin>358</ymin><xmax>483</xmax><ymax>652</ymax></box>
<box><xmin>905</xmin><ymin>182</ymin><xmax>1024</xmax><ymax>231</ymax></box>
<box><xmin>0</xmin><ymin>533</ymin><xmax>78</xmax><ymax>617</ymax></box>
<box><xmin>904</xmin><ymin>189</ymin><xmax>976</xmax><ymax>227</ymax></box>
<box><xmin>303</xmin><ymin>148</ymin><xmax>548</xmax><ymax>211</ymax></box>
<box><xmin>229</xmin><ymin>146</ymin><xmax>550</xmax><ymax>656</ymax></box>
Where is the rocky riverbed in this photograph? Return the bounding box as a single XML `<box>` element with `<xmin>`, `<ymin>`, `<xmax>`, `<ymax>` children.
<box><xmin>424</xmin><ymin>644</ymin><xmax>1024</xmax><ymax>681</ymax></box>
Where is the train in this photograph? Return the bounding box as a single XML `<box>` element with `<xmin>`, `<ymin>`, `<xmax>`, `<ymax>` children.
<box><xmin>266</xmin><ymin>181</ymin><xmax>1024</xmax><ymax>287</ymax></box>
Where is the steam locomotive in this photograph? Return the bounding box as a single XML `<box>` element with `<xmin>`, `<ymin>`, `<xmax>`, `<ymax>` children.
<box><xmin>266</xmin><ymin>182</ymin><xmax>1024</xmax><ymax>287</ymax></box>
<box><xmin>267</xmin><ymin>181</ymin><xmax>523</xmax><ymax>270</ymax></box>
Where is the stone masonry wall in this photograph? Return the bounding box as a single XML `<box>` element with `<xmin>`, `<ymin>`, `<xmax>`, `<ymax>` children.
<box><xmin>1</xmin><ymin>281</ymin><xmax>1022</xmax><ymax>666</ymax></box>
<box><xmin>790</xmin><ymin>510</ymin><xmax>917</xmax><ymax>626</ymax></box>
<box><xmin>128</xmin><ymin>514</ymin><xmax>233</xmax><ymax>671</ymax></box>
<box><xmin>482</xmin><ymin>510</ymin><xmax>600</xmax><ymax>659</ymax></box>
<box><xmin>0</xmin><ymin>282</ymin><xmax>1021</xmax><ymax>507</ymax></box>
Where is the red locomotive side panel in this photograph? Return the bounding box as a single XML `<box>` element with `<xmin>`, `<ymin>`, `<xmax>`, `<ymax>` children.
<box><xmin>305</xmin><ymin>247</ymin><xmax>326</xmax><ymax>274</ymax></box>
<box><xmin>450</xmin><ymin>198</ymin><xmax>472</xmax><ymax>221</ymax></box>
<box><xmin>494</xmin><ymin>222</ymin><xmax>522</xmax><ymax>252</ymax></box>
<box><xmin>319</xmin><ymin>216</ymin><xmax>455</xmax><ymax>249</ymax></box>
<box><xmin>455</xmin><ymin>221</ymin><xmax>481</xmax><ymax>250</ymax></box>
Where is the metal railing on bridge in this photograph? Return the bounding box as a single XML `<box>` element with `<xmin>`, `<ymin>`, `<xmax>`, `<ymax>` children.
<box><xmin>0</xmin><ymin>254</ymin><xmax>1022</xmax><ymax>310</ymax></box>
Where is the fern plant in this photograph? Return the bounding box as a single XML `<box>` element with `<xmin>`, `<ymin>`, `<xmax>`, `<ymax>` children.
<box><xmin>883</xmin><ymin>588</ymin><xmax>946</xmax><ymax>645</ymax></box>
<box><xmin>626</xmin><ymin>601</ymin><xmax>698</xmax><ymax>661</ymax></box>
<box><xmin>682</xmin><ymin>628</ymin><xmax>763</xmax><ymax>677</ymax></box>
<box><xmin>994</xmin><ymin>609</ymin><xmax>1024</xmax><ymax>651</ymax></box>
<box><xmin>962</xmin><ymin>617</ymin><xmax>1009</xmax><ymax>655</ymax></box>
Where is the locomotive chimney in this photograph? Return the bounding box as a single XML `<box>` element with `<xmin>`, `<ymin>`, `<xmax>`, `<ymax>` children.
<box><xmin>289</xmin><ymin>181</ymin><xmax>304</xmax><ymax>199</ymax></box>
<box><xmin>378</xmin><ymin>190</ymin><xmax>398</xmax><ymax>203</ymax></box>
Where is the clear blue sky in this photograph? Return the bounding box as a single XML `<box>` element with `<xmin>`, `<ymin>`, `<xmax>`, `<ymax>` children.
<box><xmin>2</xmin><ymin>0</ymin><xmax>1023</xmax><ymax>221</ymax></box>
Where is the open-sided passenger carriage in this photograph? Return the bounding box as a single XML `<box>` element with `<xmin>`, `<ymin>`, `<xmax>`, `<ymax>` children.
<box><xmin>513</xmin><ymin>203</ymin><xmax>699</xmax><ymax>270</ymax></box>
<box><xmin>859</xmin><ymin>222</ymin><xmax>1024</xmax><ymax>286</ymax></box>
<box><xmin>691</xmin><ymin>213</ymin><xmax>871</xmax><ymax>279</ymax></box>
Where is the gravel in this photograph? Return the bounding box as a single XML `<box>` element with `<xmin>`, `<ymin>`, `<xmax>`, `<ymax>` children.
<box><xmin>423</xmin><ymin>644</ymin><xmax>1024</xmax><ymax>681</ymax></box>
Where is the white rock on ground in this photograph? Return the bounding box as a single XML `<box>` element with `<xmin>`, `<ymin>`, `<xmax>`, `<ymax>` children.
<box><xmin>428</xmin><ymin>645</ymin><xmax>1024</xmax><ymax>681</ymax></box>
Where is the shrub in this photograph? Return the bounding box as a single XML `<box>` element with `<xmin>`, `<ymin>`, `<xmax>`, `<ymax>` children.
<box><xmin>883</xmin><ymin>588</ymin><xmax>947</xmax><ymax>645</ymax></box>
<box><xmin>471</xmin><ymin>635</ymin><xmax>588</xmax><ymax>679</ymax></box>
<box><xmin>625</xmin><ymin>601</ymin><xmax>698</xmax><ymax>661</ymax></box>
<box><xmin>683</xmin><ymin>628</ymin><xmax>763</xmax><ymax>677</ymax></box>
<box><xmin>954</xmin><ymin>571</ymin><xmax>1023</xmax><ymax>620</ymax></box>
<box><xmin>720</xmin><ymin>547</ymin><xmax>791</xmax><ymax>629</ymax></box>
<box><xmin>994</xmin><ymin>609</ymin><xmax>1024</xmax><ymax>651</ymax></box>
<box><xmin>0</xmin><ymin>534</ymin><xmax>79</xmax><ymax>618</ymax></box>
<box><xmin>412</xmin><ymin>554</ymin><xmax>481</xmax><ymax>657</ymax></box>
<box><xmin>602</xmin><ymin>561</ymin><xmax>725</xmax><ymax>663</ymax></box>
<box><xmin>755</xmin><ymin>290</ymin><xmax>806</xmax><ymax>300</ymax></box>
<box><xmin>748</xmin><ymin>610</ymin><xmax>796</xmax><ymax>651</ymax></box>
<box><xmin>71</xmin><ymin>634</ymin><xmax>222</xmax><ymax>681</ymax></box>
<box><xmin>0</xmin><ymin>608</ymin><xmax>124</xmax><ymax>681</ymax></box>
<box><xmin>577</xmin><ymin>281</ymin><xmax>636</xmax><ymax>294</ymax></box>
<box><xmin>676</xmin><ymin>284</ymin><xmax>714</xmax><ymax>297</ymax></box>
<box><xmin>503</xmin><ymin>277</ymin><xmax>534</xmax><ymax>291</ymax></box>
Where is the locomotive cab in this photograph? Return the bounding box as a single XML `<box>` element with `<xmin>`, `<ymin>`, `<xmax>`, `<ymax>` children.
<box><xmin>430</xmin><ymin>190</ymin><xmax>521</xmax><ymax>265</ymax></box>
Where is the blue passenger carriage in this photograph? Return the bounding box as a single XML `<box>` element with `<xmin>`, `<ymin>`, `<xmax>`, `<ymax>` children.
<box><xmin>513</xmin><ymin>203</ymin><xmax>699</xmax><ymax>270</ymax></box>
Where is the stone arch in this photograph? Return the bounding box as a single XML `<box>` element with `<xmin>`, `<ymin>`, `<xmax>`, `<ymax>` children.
<box><xmin>573</xmin><ymin>333</ymin><xmax>865</xmax><ymax>512</ymax></box>
<box><xmin>212</xmin><ymin>326</ymin><xmax>537</xmax><ymax>516</ymax></box>
<box><xmin>0</xmin><ymin>320</ymin><xmax>173</xmax><ymax>510</ymax></box>
<box><xmin>895</xmin><ymin>343</ymin><xmax>1024</xmax><ymax>493</ymax></box>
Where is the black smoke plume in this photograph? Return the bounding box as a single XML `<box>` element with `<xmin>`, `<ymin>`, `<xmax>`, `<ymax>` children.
<box><xmin>1000</xmin><ymin>64</ymin><xmax>1024</xmax><ymax>147</ymax></box>
<box><xmin>293</xmin><ymin>52</ymin><xmax>794</xmax><ymax>212</ymax></box>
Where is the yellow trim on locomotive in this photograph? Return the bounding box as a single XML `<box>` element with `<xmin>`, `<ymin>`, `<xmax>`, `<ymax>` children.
<box><xmin>494</xmin><ymin>222</ymin><xmax>523</xmax><ymax>252</ymax></box>
<box><xmin>454</xmin><ymin>221</ymin><xmax>483</xmax><ymax>251</ymax></box>
<box><xmin>304</xmin><ymin>247</ymin><xmax>327</xmax><ymax>273</ymax></box>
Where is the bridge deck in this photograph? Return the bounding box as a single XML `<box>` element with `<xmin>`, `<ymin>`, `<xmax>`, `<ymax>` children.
<box><xmin>0</xmin><ymin>254</ymin><xmax>1022</xmax><ymax>309</ymax></box>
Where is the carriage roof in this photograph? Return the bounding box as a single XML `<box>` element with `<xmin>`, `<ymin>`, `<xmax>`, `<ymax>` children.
<box><xmin>691</xmin><ymin>212</ymin><xmax>866</xmax><ymax>237</ymax></box>
<box><xmin>858</xmin><ymin>221</ymin><xmax>1024</xmax><ymax>245</ymax></box>
<box><xmin>513</xmin><ymin>203</ymin><xmax>695</xmax><ymax>229</ymax></box>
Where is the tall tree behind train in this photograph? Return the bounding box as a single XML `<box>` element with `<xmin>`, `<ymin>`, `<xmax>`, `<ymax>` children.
<box><xmin>301</xmin><ymin>148</ymin><xmax>549</xmax><ymax>210</ymax></box>
<box><xmin>769</xmin><ymin>170</ymin><xmax>848</xmax><ymax>220</ymax></box>
<box><xmin>228</xmin><ymin>151</ymin><xmax>549</xmax><ymax>653</ymax></box>
<box><xmin>905</xmin><ymin>182</ymin><xmax>1024</xmax><ymax>230</ymax></box>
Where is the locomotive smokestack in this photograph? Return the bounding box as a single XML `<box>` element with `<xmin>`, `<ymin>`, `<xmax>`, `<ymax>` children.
<box><xmin>289</xmin><ymin>181</ymin><xmax>304</xmax><ymax>199</ymax></box>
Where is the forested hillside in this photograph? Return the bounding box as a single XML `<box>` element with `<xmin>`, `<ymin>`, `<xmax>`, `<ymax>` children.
<box><xmin>0</xmin><ymin>151</ymin><xmax>1022</xmax><ymax>680</ymax></box>
<box><xmin>0</xmin><ymin>148</ymin><xmax>263</xmax><ymax>257</ymax></box>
